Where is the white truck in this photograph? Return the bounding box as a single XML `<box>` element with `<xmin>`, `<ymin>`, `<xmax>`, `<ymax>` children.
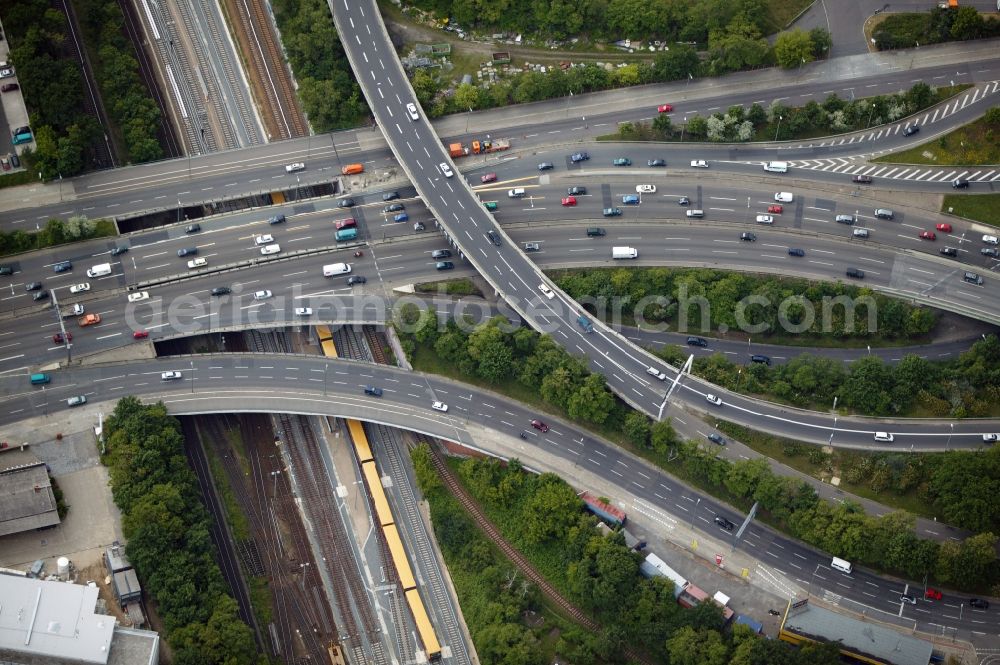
<box><xmin>763</xmin><ymin>161</ymin><xmax>788</xmax><ymax>173</ymax></box>
<box><xmin>86</xmin><ymin>263</ymin><xmax>112</xmax><ymax>278</ymax></box>
<box><xmin>612</xmin><ymin>247</ymin><xmax>638</xmax><ymax>259</ymax></box>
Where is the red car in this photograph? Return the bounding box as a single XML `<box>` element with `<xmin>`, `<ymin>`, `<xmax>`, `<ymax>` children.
<box><xmin>657</xmin><ymin>104</ymin><xmax>673</xmax><ymax>113</ymax></box>
<box><xmin>924</xmin><ymin>588</ymin><xmax>942</xmax><ymax>601</ymax></box>
<box><xmin>531</xmin><ymin>419</ymin><xmax>549</xmax><ymax>432</ymax></box>
<box><xmin>936</xmin><ymin>223</ymin><xmax>952</xmax><ymax>233</ymax></box>
<box><xmin>919</xmin><ymin>231</ymin><xmax>937</xmax><ymax>241</ymax></box>
<box><xmin>561</xmin><ymin>196</ymin><xmax>577</xmax><ymax>207</ymax></box>
<box><xmin>53</xmin><ymin>332</ymin><xmax>72</xmax><ymax>344</ymax></box>
<box><xmin>133</xmin><ymin>330</ymin><xmax>149</xmax><ymax>339</ymax></box>
<box><xmin>767</xmin><ymin>204</ymin><xmax>783</xmax><ymax>214</ymax></box>
<box><xmin>480</xmin><ymin>172</ymin><xmax>497</xmax><ymax>183</ymax></box>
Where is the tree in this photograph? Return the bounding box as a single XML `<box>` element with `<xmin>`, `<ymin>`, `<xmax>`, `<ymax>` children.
<box><xmin>809</xmin><ymin>27</ymin><xmax>832</xmax><ymax>58</ymax></box>
<box><xmin>520</xmin><ymin>474</ymin><xmax>585</xmax><ymax>545</ymax></box>
<box><xmin>453</xmin><ymin>82</ymin><xmax>481</xmax><ymax>111</ymax></box>
<box><xmin>665</xmin><ymin>626</ymin><xmax>729</xmax><ymax>665</ymax></box>
<box><xmin>567</xmin><ymin>373</ymin><xmax>615</xmax><ymax>424</ymax></box>
<box><xmin>950</xmin><ymin>6</ymin><xmax>985</xmax><ymax>40</ymax></box>
<box><xmin>652</xmin><ymin>112</ymin><xmax>673</xmax><ymax>137</ymax></box>
<box><xmin>985</xmin><ymin>106</ymin><xmax>1000</xmax><ymax>125</ymax></box>
<box><xmin>623</xmin><ymin>412</ymin><xmax>650</xmax><ymax>448</ymax></box>
<box><xmin>686</xmin><ymin>115</ymin><xmax>709</xmax><ymax>139</ymax></box>
<box><xmin>651</xmin><ymin>45</ymin><xmax>700</xmax><ymax>82</ymax></box>
<box><xmin>467</xmin><ymin>321</ymin><xmax>514</xmax><ymax>383</ymax></box>
<box><xmin>936</xmin><ymin>532</ymin><xmax>998</xmax><ymax>588</ymax></box>
<box><xmin>774</xmin><ymin>29</ymin><xmax>815</xmax><ymax>69</ymax></box>
<box><xmin>649</xmin><ymin>420</ymin><xmax>677</xmax><ymax>456</ymax></box>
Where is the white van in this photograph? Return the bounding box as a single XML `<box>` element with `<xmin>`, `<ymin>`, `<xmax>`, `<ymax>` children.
<box><xmin>508</xmin><ymin>188</ymin><xmax>526</xmax><ymax>198</ymax></box>
<box><xmin>983</xmin><ymin>234</ymin><xmax>999</xmax><ymax>245</ymax></box>
<box><xmin>323</xmin><ymin>263</ymin><xmax>351</xmax><ymax>277</ymax></box>
<box><xmin>86</xmin><ymin>262</ymin><xmax>112</xmax><ymax>278</ymax></box>
<box><xmin>831</xmin><ymin>557</ymin><xmax>852</xmax><ymax>574</ymax></box>
<box><xmin>763</xmin><ymin>161</ymin><xmax>788</xmax><ymax>173</ymax></box>
<box><xmin>612</xmin><ymin>247</ymin><xmax>638</xmax><ymax>259</ymax></box>
<box><xmin>774</xmin><ymin>192</ymin><xmax>794</xmax><ymax>203</ymax></box>
<box><xmin>686</xmin><ymin>209</ymin><xmax>704</xmax><ymax>218</ymax></box>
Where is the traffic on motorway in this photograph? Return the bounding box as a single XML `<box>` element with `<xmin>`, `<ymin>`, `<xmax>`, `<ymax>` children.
<box><xmin>1</xmin><ymin>355</ymin><xmax>996</xmax><ymax>637</ymax></box>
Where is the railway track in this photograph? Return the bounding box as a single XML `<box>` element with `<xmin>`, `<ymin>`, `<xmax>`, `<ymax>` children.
<box><xmin>345</xmin><ymin>326</ymin><xmax>471</xmax><ymax>664</ymax></box>
<box><xmin>229</xmin><ymin>0</ymin><xmax>307</xmax><ymax>139</ymax></box>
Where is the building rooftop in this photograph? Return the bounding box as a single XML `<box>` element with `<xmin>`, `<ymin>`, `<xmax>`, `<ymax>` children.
<box><xmin>782</xmin><ymin>601</ymin><xmax>933</xmax><ymax>665</ymax></box>
<box><xmin>0</xmin><ymin>449</ymin><xmax>61</xmax><ymax>536</ymax></box>
<box><xmin>0</xmin><ymin>574</ymin><xmax>115</xmax><ymax>664</ymax></box>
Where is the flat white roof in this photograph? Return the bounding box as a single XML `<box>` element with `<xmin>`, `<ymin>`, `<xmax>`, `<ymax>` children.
<box><xmin>0</xmin><ymin>574</ymin><xmax>115</xmax><ymax>664</ymax></box>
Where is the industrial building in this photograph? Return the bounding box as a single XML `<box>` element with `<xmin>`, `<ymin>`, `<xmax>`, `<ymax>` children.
<box><xmin>779</xmin><ymin>599</ymin><xmax>934</xmax><ymax>665</ymax></box>
<box><xmin>0</xmin><ymin>447</ymin><xmax>60</xmax><ymax>536</ymax></box>
<box><xmin>0</xmin><ymin>573</ymin><xmax>159</xmax><ymax>665</ymax></box>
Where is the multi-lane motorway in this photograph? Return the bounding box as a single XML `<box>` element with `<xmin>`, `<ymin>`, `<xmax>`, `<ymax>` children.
<box><xmin>0</xmin><ymin>355</ymin><xmax>992</xmax><ymax>638</ymax></box>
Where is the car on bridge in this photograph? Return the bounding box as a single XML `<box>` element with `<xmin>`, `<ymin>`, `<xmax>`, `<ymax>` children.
<box><xmin>431</xmin><ymin>401</ymin><xmax>448</xmax><ymax>412</ymax></box>
<box><xmin>538</xmin><ymin>284</ymin><xmax>555</xmax><ymax>299</ymax></box>
<box><xmin>570</xmin><ymin>152</ymin><xmax>589</xmax><ymax>163</ymax></box>
<box><xmin>919</xmin><ymin>231</ymin><xmax>936</xmax><ymax>241</ymax></box>
<box><xmin>161</xmin><ymin>371</ymin><xmax>183</xmax><ymax>381</ymax></box>
<box><xmin>690</xmin><ymin>160</ymin><xmax>708</xmax><ymax>168</ymax></box>
<box><xmin>531</xmin><ymin>419</ymin><xmax>549</xmax><ymax>432</ymax></box>
<box><xmin>602</xmin><ymin>208</ymin><xmax>621</xmax><ymax>217</ymax></box>
<box><xmin>568</xmin><ymin>186</ymin><xmax>587</xmax><ymax>195</ymax></box>
<box><xmin>852</xmin><ymin>174</ymin><xmax>873</xmax><ymax>184</ymax></box>
<box><xmin>439</xmin><ymin>162</ymin><xmax>454</xmax><ymax>178</ymax></box>
<box><xmin>295</xmin><ymin>307</ymin><xmax>313</xmax><ymax>316</ymax></box>
<box><xmin>480</xmin><ymin>173</ymin><xmax>497</xmax><ymax>183</ymax></box>
<box><xmin>69</xmin><ymin>283</ymin><xmax>90</xmax><ymax>294</ymax></box>
<box><xmin>714</xmin><ymin>516</ymin><xmax>735</xmax><ymax>530</ymax></box>
<box><xmin>127</xmin><ymin>291</ymin><xmax>149</xmax><ymax>302</ymax></box>
<box><xmin>657</xmin><ymin>104</ymin><xmax>673</xmax><ymax>113</ymax></box>
<box><xmin>636</xmin><ymin>184</ymin><xmax>656</xmax><ymax>194</ymax></box>
<box><xmin>285</xmin><ymin>162</ymin><xmax>305</xmax><ymax>173</ymax></box>
<box><xmin>255</xmin><ymin>234</ymin><xmax>274</xmax><ymax>245</ymax></box>
<box><xmin>767</xmin><ymin>204</ymin><xmax>783</xmax><ymax>214</ymax></box>
<box><xmin>405</xmin><ymin>103</ymin><xmax>419</xmax><ymax>120</ymax></box>
<box><xmin>561</xmin><ymin>196</ymin><xmax>577</xmax><ymax>206</ymax></box>
<box><xmin>647</xmin><ymin>159</ymin><xmax>666</xmax><ymax>167</ymax></box>
<box><xmin>253</xmin><ymin>290</ymin><xmax>273</xmax><ymax>300</ymax></box>
<box><xmin>936</xmin><ymin>223</ymin><xmax>952</xmax><ymax>233</ymax></box>
<box><xmin>612</xmin><ymin>158</ymin><xmax>631</xmax><ymax>166</ymax></box>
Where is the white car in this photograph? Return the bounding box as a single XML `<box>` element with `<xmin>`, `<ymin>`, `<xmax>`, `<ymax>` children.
<box><xmin>260</xmin><ymin>244</ymin><xmax>281</xmax><ymax>255</ymax></box>
<box><xmin>755</xmin><ymin>214</ymin><xmax>774</xmax><ymax>224</ymax></box>
<box><xmin>254</xmin><ymin>234</ymin><xmax>274</xmax><ymax>245</ymax></box>
<box><xmin>431</xmin><ymin>401</ymin><xmax>449</xmax><ymax>412</ymax></box>
<box><xmin>690</xmin><ymin>160</ymin><xmax>708</xmax><ymax>168</ymax></box>
<box><xmin>160</xmin><ymin>371</ymin><xmax>183</xmax><ymax>381</ymax></box>
<box><xmin>406</xmin><ymin>102</ymin><xmax>419</xmax><ymax>120</ymax></box>
<box><xmin>253</xmin><ymin>290</ymin><xmax>273</xmax><ymax>300</ymax></box>
<box><xmin>285</xmin><ymin>162</ymin><xmax>305</xmax><ymax>173</ymax></box>
<box><xmin>538</xmin><ymin>284</ymin><xmax>555</xmax><ymax>300</ymax></box>
<box><xmin>439</xmin><ymin>162</ymin><xmax>454</xmax><ymax>178</ymax></box>
<box><xmin>775</xmin><ymin>192</ymin><xmax>794</xmax><ymax>203</ymax></box>
<box><xmin>294</xmin><ymin>307</ymin><xmax>313</xmax><ymax>316</ymax></box>
<box><xmin>705</xmin><ymin>394</ymin><xmax>723</xmax><ymax>406</ymax></box>
<box><xmin>646</xmin><ymin>366</ymin><xmax>666</xmax><ymax>380</ymax></box>
<box><xmin>69</xmin><ymin>283</ymin><xmax>90</xmax><ymax>294</ymax></box>
<box><xmin>127</xmin><ymin>291</ymin><xmax>150</xmax><ymax>303</ymax></box>
<box><xmin>983</xmin><ymin>433</ymin><xmax>999</xmax><ymax>443</ymax></box>
<box><xmin>874</xmin><ymin>431</ymin><xmax>894</xmax><ymax>442</ymax></box>
<box><xmin>187</xmin><ymin>258</ymin><xmax>207</xmax><ymax>269</ymax></box>
<box><xmin>636</xmin><ymin>184</ymin><xmax>657</xmax><ymax>194</ymax></box>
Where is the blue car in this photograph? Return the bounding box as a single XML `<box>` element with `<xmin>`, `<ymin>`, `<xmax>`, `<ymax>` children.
<box><xmin>622</xmin><ymin>194</ymin><xmax>640</xmax><ymax>205</ymax></box>
<box><xmin>393</xmin><ymin>212</ymin><xmax>409</xmax><ymax>223</ymax></box>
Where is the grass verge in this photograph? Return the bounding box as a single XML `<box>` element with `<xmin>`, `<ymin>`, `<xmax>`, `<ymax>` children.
<box><xmin>874</xmin><ymin>113</ymin><xmax>1000</xmax><ymax>165</ymax></box>
<box><xmin>942</xmin><ymin>193</ymin><xmax>1000</xmax><ymax>228</ymax></box>
<box><xmin>414</xmin><ymin>278</ymin><xmax>483</xmax><ymax>296</ymax></box>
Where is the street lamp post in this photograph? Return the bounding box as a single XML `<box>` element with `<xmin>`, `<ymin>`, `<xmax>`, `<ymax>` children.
<box><xmin>190</xmin><ymin>360</ymin><xmax>194</xmax><ymax>394</ymax></box>
<box><xmin>688</xmin><ymin>497</ymin><xmax>701</xmax><ymax>531</ymax></box>
<box><xmin>867</xmin><ymin>103</ymin><xmax>876</xmax><ymax>128</ymax></box>
<box><xmin>774</xmin><ymin>116</ymin><xmax>782</xmax><ymax>142</ymax></box>
<box><xmin>947</xmin><ymin>423</ymin><xmax>953</xmax><ymax>450</ymax></box>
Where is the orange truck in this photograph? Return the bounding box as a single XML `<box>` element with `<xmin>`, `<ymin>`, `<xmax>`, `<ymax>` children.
<box><xmin>341</xmin><ymin>163</ymin><xmax>364</xmax><ymax>175</ymax></box>
<box><xmin>78</xmin><ymin>313</ymin><xmax>101</xmax><ymax>327</ymax></box>
<box><xmin>447</xmin><ymin>138</ymin><xmax>511</xmax><ymax>158</ymax></box>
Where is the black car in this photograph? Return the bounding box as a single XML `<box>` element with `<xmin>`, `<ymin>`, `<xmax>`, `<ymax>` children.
<box><xmin>53</xmin><ymin>261</ymin><xmax>72</xmax><ymax>273</ymax></box>
<box><xmin>185</xmin><ymin>223</ymin><xmax>201</xmax><ymax>234</ymax></box>
<box><xmin>953</xmin><ymin>178</ymin><xmax>969</xmax><ymax>189</ymax></box>
<box><xmin>338</xmin><ymin>198</ymin><xmax>355</xmax><ymax>208</ymax></box>
<box><xmin>25</xmin><ymin>281</ymin><xmax>42</xmax><ymax>291</ymax></box>
<box><xmin>0</xmin><ymin>264</ymin><xmax>13</xmax><ymax>276</ymax></box>
<box><xmin>268</xmin><ymin>214</ymin><xmax>285</xmax><ymax>225</ymax></box>
<box><xmin>740</xmin><ymin>232</ymin><xmax>756</xmax><ymax>242</ymax></box>
<box><xmin>678</xmin><ymin>196</ymin><xmax>690</xmax><ymax>206</ymax></box>
<box><xmin>570</xmin><ymin>152</ymin><xmax>589</xmax><ymax>163</ymax></box>
<box><xmin>707</xmin><ymin>433</ymin><xmax>726</xmax><ymax>446</ymax></box>
<box><xmin>714</xmin><ymin>516</ymin><xmax>735</xmax><ymax>530</ymax></box>
<box><xmin>177</xmin><ymin>247</ymin><xmax>197</xmax><ymax>257</ymax></box>
<box><xmin>110</xmin><ymin>246</ymin><xmax>129</xmax><ymax>256</ymax></box>
<box><xmin>846</xmin><ymin>267</ymin><xmax>865</xmax><ymax>279</ymax></box>
<box><xmin>383</xmin><ymin>203</ymin><xmax>404</xmax><ymax>213</ymax></box>
<box><xmin>568</xmin><ymin>186</ymin><xmax>587</xmax><ymax>196</ymax></box>
<box><xmin>903</xmin><ymin>125</ymin><xmax>919</xmax><ymax>136</ymax></box>
<box><xmin>687</xmin><ymin>336</ymin><xmax>708</xmax><ymax>347</ymax></box>
<box><xmin>487</xmin><ymin>230</ymin><xmax>502</xmax><ymax>247</ymax></box>
<box><xmin>347</xmin><ymin>276</ymin><xmax>366</xmax><ymax>285</ymax></box>
<box><xmin>648</xmin><ymin>159</ymin><xmax>666</xmax><ymax>167</ymax></box>
<box><xmin>750</xmin><ymin>354</ymin><xmax>771</xmax><ymax>366</ymax></box>
<box><xmin>431</xmin><ymin>249</ymin><xmax>452</xmax><ymax>259</ymax></box>
<box><xmin>969</xmin><ymin>598</ymin><xmax>990</xmax><ymax>609</ymax></box>
<box><xmin>10</xmin><ymin>153</ymin><xmax>19</xmax><ymax>168</ymax></box>
<box><xmin>363</xmin><ymin>385</ymin><xmax>383</xmax><ymax>397</ymax></box>
<box><xmin>788</xmin><ymin>248</ymin><xmax>805</xmax><ymax>257</ymax></box>
<box><xmin>537</xmin><ymin>162</ymin><xmax>554</xmax><ymax>171</ymax></box>
<box><xmin>940</xmin><ymin>247</ymin><xmax>958</xmax><ymax>257</ymax></box>
<box><xmin>211</xmin><ymin>286</ymin><xmax>231</xmax><ymax>296</ymax></box>
<box><xmin>852</xmin><ymin>174</ymin><xmax>873</xmax><ymax>184</ymax></box>
<box><xmin>382</xmin><ymin>191</ymin><xmax>400</xmax><ymax>201</ymax></box>
<box><xmin>32</xmin><ymin>290</ymin><xmax>49</xmax><ymax>301</ymax></box>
